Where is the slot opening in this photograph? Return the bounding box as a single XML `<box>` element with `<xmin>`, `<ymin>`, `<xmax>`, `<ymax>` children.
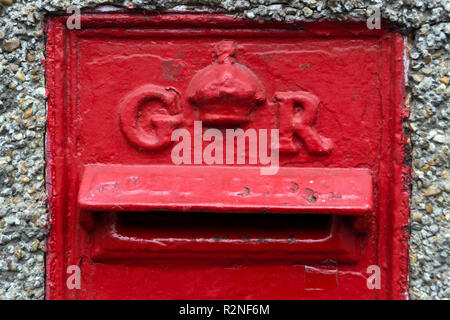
<box><xmin>96</xmin><ymin>211</ymin><xmax>352</xmax><ymax>242</ymax></box>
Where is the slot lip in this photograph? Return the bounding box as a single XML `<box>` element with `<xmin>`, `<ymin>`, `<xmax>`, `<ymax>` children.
<box><xmin>78</xmin><ymin>164</ymin><xmax>373</xmax><ymax>216</ymax></box>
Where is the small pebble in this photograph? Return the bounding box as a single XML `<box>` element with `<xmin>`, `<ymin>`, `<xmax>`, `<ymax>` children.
<box><xmin>424</xmin><ymin>186</ymin><xmax>441</xmax><ymax>197</ymax></box>
<box><xmin>26</xmin><ymin>53</ymin><xmax>36</xmax><ymax>62</ymax></box>
<box><xmin>0</xmin><ymin>0</ymin><xmax>13</xmax><ymax>6</ymax></box>
<box><xmin>1</xmin><ymin>39</ymin><xmax>20</xmax><ymax>52</ymax></box>
<box><xmin>15</xmin><ymin>72</ymin><xmax>25</xmax><ymax>82</ymax></box>
<box><xmin>412</xmin><ymin>212</ymin><xmax>422</xmax><ymax>222</ymax></box>
<box><xmin>23</xmin><ymin>108</ymin><xmax>33</xmax><ymax>119</ymax></box>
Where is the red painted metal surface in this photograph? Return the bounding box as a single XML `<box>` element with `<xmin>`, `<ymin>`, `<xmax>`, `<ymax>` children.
<box><xmin>45</xmin><ymin>13</ymin><xmax>409</xmax><ymax>300</ymax></box>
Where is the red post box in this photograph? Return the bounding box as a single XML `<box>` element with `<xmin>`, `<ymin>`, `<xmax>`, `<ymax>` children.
<box><xmin>45</xmin><ymin>13</ymin><xmax>410</xmax><ymax>299</ymax></box>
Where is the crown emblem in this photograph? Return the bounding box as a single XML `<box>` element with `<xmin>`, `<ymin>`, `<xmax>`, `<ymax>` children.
<box><xmin>186</xmin><ymin>41</ymin><xmax>266</xmax><ymax>126</ymax></box>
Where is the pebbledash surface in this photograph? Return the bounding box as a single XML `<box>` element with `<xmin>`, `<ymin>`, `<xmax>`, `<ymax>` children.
<box><xmin>0</xmin><ymin>0</ymin><xmax>448</xmax><ymax>300</ymax></box>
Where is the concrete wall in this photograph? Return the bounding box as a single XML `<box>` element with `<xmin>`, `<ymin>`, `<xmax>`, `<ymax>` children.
<box><xmin>0</xmin><ymin>0</ymin><xmax>448</xmax><ymax>299</ymax></box>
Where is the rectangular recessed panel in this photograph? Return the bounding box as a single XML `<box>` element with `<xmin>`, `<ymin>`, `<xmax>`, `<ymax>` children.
<box><xmin>91</xmin><ymin>213</ymin><xmax>360</xmax><ymax>264</ymax></box>
<box><xmin>79</xmin><ymin>165</ymin><xmax>373</xmax><ymax>215</ymax></box>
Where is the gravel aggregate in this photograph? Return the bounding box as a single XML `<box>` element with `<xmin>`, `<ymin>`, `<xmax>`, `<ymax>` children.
<box><xmin>0</xmin><ymin>0</ymin><xmax>448</xmax><ymax>300</ymax></box>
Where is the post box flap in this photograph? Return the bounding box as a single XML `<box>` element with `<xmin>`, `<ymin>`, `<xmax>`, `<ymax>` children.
<box><xmin>78</xmin><ymin>165</ymin><xmax>373</xmax><ymax>215</ymax></box>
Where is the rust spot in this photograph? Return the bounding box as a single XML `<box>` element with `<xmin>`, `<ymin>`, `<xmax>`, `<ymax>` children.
<box><xmin>161</xmin><ymin>60</ymin><xmax>183</xmax><ymax>81</ymax></box>
<box><xmin>329</xmin><ymin>192</ymin><xmax>342</xmax><ymax>199</ymax></box>
<box><xmin>303</xmin><ymin>188</ymin><xmax>318</xmax><ymax>203</ymax></box>
<box><xmin>299</xmin><ymin>63</ymin><xmax>311</xmax><ymax>71</ymax></box>
<box><xmin>237</xmin><ymin>187</ymin><xmax>250</xmax><ymax>197</ymax></box>
<box><xmin>289</xmin><ymin>181</ymin><xmax>299</xmax><ymax>193</ymax></box>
